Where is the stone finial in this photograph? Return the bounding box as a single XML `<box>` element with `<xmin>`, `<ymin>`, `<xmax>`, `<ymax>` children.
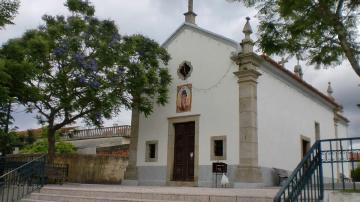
<box><xmin>184</xmin><ymin>0</ymin><xmax>197</xmax><ymax>25</ymax></box>
<box><xmin>243</xmin><ymin>17</ymin><xmax>253</xmax><ymax>39</ymax></box>
<box><xmin>241</xmin><ymin>17</ymin><xmax>254</xmax><ymax>54</ymax></box>
<box><xmin>294</xmin><ymin>59</ymin><xmax>303</xmax><ymax>79</ymax></box>
<box><xmin>294</xmin><ymin>64</ymin><xmax>303</xmax><ymax>79</ymax></box>
<box><xmin>327</xmin><ymin>82</ymin><xmax>334</xmax><ymax>100</ymax></box>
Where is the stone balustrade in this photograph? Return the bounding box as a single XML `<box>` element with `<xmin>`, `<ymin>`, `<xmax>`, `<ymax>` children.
<box><xmin>61</xmin><ymin>125</ymin><xmax>131</xmax><ymax>140</ymax></box>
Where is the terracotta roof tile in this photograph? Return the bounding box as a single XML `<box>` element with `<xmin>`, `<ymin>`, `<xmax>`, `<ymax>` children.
<box><xmin>261</xmin><ymin>54</ymin><xmax>341</xmax><ymax>109</ymax></box>
<box><xmin>336</xmin><ymin>113</ymin><xmax>350</xmax><ymax>123</ymax></box>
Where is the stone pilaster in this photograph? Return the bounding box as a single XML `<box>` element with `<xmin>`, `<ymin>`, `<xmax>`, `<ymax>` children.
<box><xmin>233</xmin><ymin>55</ymin><xmax>263</xmax><ymax>183</ymax></box>
<box><xmin>123</xmin><ymin>108</ymin><xmax>140</xmax><ymax>184</ymax></box>
<box><xmin>232</xmin><ymin>17</ymin><xmax>262</xmax><ymax>184</ymax></box>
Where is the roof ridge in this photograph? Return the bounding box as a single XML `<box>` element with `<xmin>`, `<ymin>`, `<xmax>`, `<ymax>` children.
<box><xmin>261</xmin><ymin>54</ymin><xmax>341</xmax><ymax>109</ymax></box>
<box><xmin>162</xmin><ymin>23</ymin><xmax>240</xmax><ymax>49</ymax></box>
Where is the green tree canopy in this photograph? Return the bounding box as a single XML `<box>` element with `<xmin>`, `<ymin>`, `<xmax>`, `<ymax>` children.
<box><xmin>0</xmin><ymin>0</ymin><xmax>19</xmax><ymax>28</ymax></box>
<box><xmin>229</xmin><ymin>0</ymin><xmax>360</xmax><ymax>77</ymax></box>
<box><xmin>0</xmin><ymin>0</ymin><xmax>27</xmax><ymax>134</ymax></box>
<box><xmin>0</xmin><ymin>0</ymin><xmax>171</xmax><ymax>162</ymax></box>
<box><xmin>0</xmin><ymin>59</ymin><xmax>11</xmax><ymax>130</ymax></box>
<box><xmin>122</xmin><ymin>34</ymin><xmax>171</xmax><ymax>114</ymax></box>
<box><xmin>0</xmin><ymin>130</ymin><xmax>19</xmax><ymax>156</ymax></box>
<box><xmin>0</xmin><ymin>38</ymin><xmax>37</xmax><ymax>133</ymax></box>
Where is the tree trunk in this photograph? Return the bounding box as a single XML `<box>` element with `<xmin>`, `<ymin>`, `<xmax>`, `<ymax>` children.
<box><xmin>319</xmin><ymin>1</ymin><xmax>360</xmax><ymax>78</ymax></box>
<box><xmin>334</xmin><ymin>24</ymin><xmax>360</xmax><ymax>78</ymax></box>
<box><xmin>330</xmin><ymin>6</ymin><xmax>360</xmax><ymax>77</ymax></box>
<box><xmin>124</xmin><ymin>107</ymin><xmax>140</xmax><ymax>180</ymax></box>
<box><xmin>331</xmin><ymin>0</ymin><xmax>360</xmax><ymax>77</ymax></box>
<box><xmin>4</xmin><ymin>100</ymin><xmax>11</xmax><ymax>134</ymax></box>
<box><xmin>47</xmin><ymin>128</ymin><xmax>56</xmax><ymax>164</ymax></box>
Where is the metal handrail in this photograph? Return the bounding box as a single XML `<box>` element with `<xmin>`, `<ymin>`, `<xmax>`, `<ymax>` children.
<box><xmin>0</xmin><ymin>154</ymin><xmax>43</xmax><ymax>174</ymax></box>
<box><xmin>320</xmin><ymin>137</ymin><xmax>360</xmax><ymax>142</ymax></box>
<box><xmin>274</xmin><ymin>137</ymin><xmax>360</xmax><ymax>202</ymax></box>
<box><xmin>0</xmin><ymin>154</ymin><xmax>46</xmax><ymax>178</ymax></box>
<box><xmin>0</xmin><ymin>154</ymin><xmax>47</xmax><ymax>202</ymax></box>
<box><xmin>274</xmin><ymin>141</ymin><xmax>323</xmax><ymax>202</ymax></box>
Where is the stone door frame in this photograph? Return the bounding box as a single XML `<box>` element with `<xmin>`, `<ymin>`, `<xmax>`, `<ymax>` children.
<box><xmin>167</xmin><ymin>114</ymin><xmax>200</xmax><ymax>186</ymax></box>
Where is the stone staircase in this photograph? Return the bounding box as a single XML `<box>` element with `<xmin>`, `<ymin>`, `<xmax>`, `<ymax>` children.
<box><xmin>21</xmin><ymin>184</ymin><xmax>278</xmax><ymax>202</ymax></box>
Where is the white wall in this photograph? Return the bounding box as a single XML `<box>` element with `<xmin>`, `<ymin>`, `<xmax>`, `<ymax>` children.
<box><xmin>257</xmin><ymin>64</ymin><xmax>337</xmax><ymax>171</ymax></box>
<box><xmin>337</xmin><ymin>121</ymin><xmax>348</xmax><ymax>139</ymax></box>
<box><xmin>137</xmin><ymin>26</ymin><xmax>239</xmax><ymax>166</ymax></box>
<box><xmin>136</xmin><ymin>25</ymin><xmax>349</xmax><ymax>175</ymax></box>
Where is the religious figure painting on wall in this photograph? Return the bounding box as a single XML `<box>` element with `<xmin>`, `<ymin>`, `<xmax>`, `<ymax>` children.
<box><xmin>176</xmin><ymin>84</ymin><xmax>192</xmax><ymax>113</ymax></box>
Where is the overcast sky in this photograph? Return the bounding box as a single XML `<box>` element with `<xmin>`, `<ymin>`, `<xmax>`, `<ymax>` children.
<box><xmin>1</xmin><ymin>0</ymin><xmax>359</xmax><ymax>137</ymax></box>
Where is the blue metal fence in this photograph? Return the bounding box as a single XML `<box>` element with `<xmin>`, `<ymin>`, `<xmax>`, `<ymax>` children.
<box><xmin>0</xmin><ymin>154</ymin><xmax>47</xmax><ymax>202</ymax></box>
<box><xmin>0</xmin><ymin>155</ymin><xmax>42</xmax><ymax>175</ymax></box>
<box><xmin>274</xmin><ymin>141</ymin><xmax>323</xmax><ymax>202</ymax></box>
<box><xmin>320</xmin><ymin>137</ymin><xmax>360</xmax><ymax>191</ymax></box>
<box><xmin>274</xmin><ymin>137</ymin><xmax>360</xmax><ymax>202</ymax></box>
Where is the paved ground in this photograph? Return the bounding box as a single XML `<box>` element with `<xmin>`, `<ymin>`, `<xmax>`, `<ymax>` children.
<box><xmin>45</xmin><ymin>183</ymin><xmax>279</xmax><ymax>198</ymax></box>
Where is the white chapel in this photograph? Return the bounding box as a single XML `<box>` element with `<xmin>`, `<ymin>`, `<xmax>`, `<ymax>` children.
<box><xmin>123</xmin><ymin>0</ymin><xmax>349</xmax><ymax>187</ymax></box>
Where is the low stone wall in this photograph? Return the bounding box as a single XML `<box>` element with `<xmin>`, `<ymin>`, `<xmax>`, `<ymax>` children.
<box><xmin>324</xmin><ymin>191</ymin><xmax>360</xmax><ymax>202</ymax></box>
<box><xmin>54</xmin><ymin>154</ymin><xmax>128</xmax><ymax>184</ymax></box>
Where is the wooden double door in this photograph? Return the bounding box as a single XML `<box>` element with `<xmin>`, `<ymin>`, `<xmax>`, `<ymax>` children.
<box><xmin>173</xmin><ymin>122</ymin><xmax>195</xmax><ymax>181</ymax></box>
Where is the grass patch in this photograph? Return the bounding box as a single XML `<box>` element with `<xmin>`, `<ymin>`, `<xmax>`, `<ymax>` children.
<box><xmin>340</xmin><ymin>189</ymin><xmax>360</xmax><ymax>193</ymax></box>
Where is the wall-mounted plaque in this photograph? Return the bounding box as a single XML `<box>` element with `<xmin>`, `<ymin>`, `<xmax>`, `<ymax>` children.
<box><xmin>176</xmin><ymin>84</ymin><xmax>192</xmax><ymax>113</ymax></box>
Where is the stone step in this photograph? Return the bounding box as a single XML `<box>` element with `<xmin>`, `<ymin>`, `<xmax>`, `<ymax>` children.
<box><xmin>21</xmin><ymin>199</ymin><xmax>56</xmax><ymax>202</ymax></box>
<box><xmin>40</xmin><ymin>187</ymin><xmax>204</xmax><ymax>201</ymax></box>
<box><xmin>35</xmin><ymin>184</ymin><xmax>276</xmax><ymax>202</ymax></box>
<box><xmin>29</xmin><ymin>193</ymin><xmax>186</xmax><ymax>202</ymax></box>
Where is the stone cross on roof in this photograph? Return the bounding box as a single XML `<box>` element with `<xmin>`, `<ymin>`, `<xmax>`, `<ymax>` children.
<box><xmin>278</xmin><ymin>57</ymin><xmax>289</xmax><ymax>67</ymax></box>
<box><xmin>188</xmin><ymin>0</ymin><xmax>193</xmax><ymax>12</ymax></box>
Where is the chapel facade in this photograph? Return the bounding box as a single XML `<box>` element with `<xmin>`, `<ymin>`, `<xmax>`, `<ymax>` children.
<box><xmin>123</xmin><ymin>0</ymin><xmax>349</xmax><ymax>187</ymax></box>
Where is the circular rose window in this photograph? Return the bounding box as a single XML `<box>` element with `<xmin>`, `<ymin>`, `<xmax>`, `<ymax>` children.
<box><xmin>177</xmin><ymin>61</ymin><xmax>193</xmax><ymax>80</ymax></box>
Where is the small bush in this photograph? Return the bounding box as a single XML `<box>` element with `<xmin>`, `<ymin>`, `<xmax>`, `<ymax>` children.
<box><xmin>56</xmin><ymin>141</ymin><xmax>77</xmax><ymax>154</ymax></box>
<box><xmin>26</xmin><ymin>130</ymin><xmax>36</xmax><ymax>144</ymax></box>
<box><xmin>351</xmin><ymin>165</ymin><xmax>360</xmax><ymax>182</ymax></box>
<box><xmin>21</xmin><ymin>140</ymin><xmax>47</xmax><ymax>154</ymax></box>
